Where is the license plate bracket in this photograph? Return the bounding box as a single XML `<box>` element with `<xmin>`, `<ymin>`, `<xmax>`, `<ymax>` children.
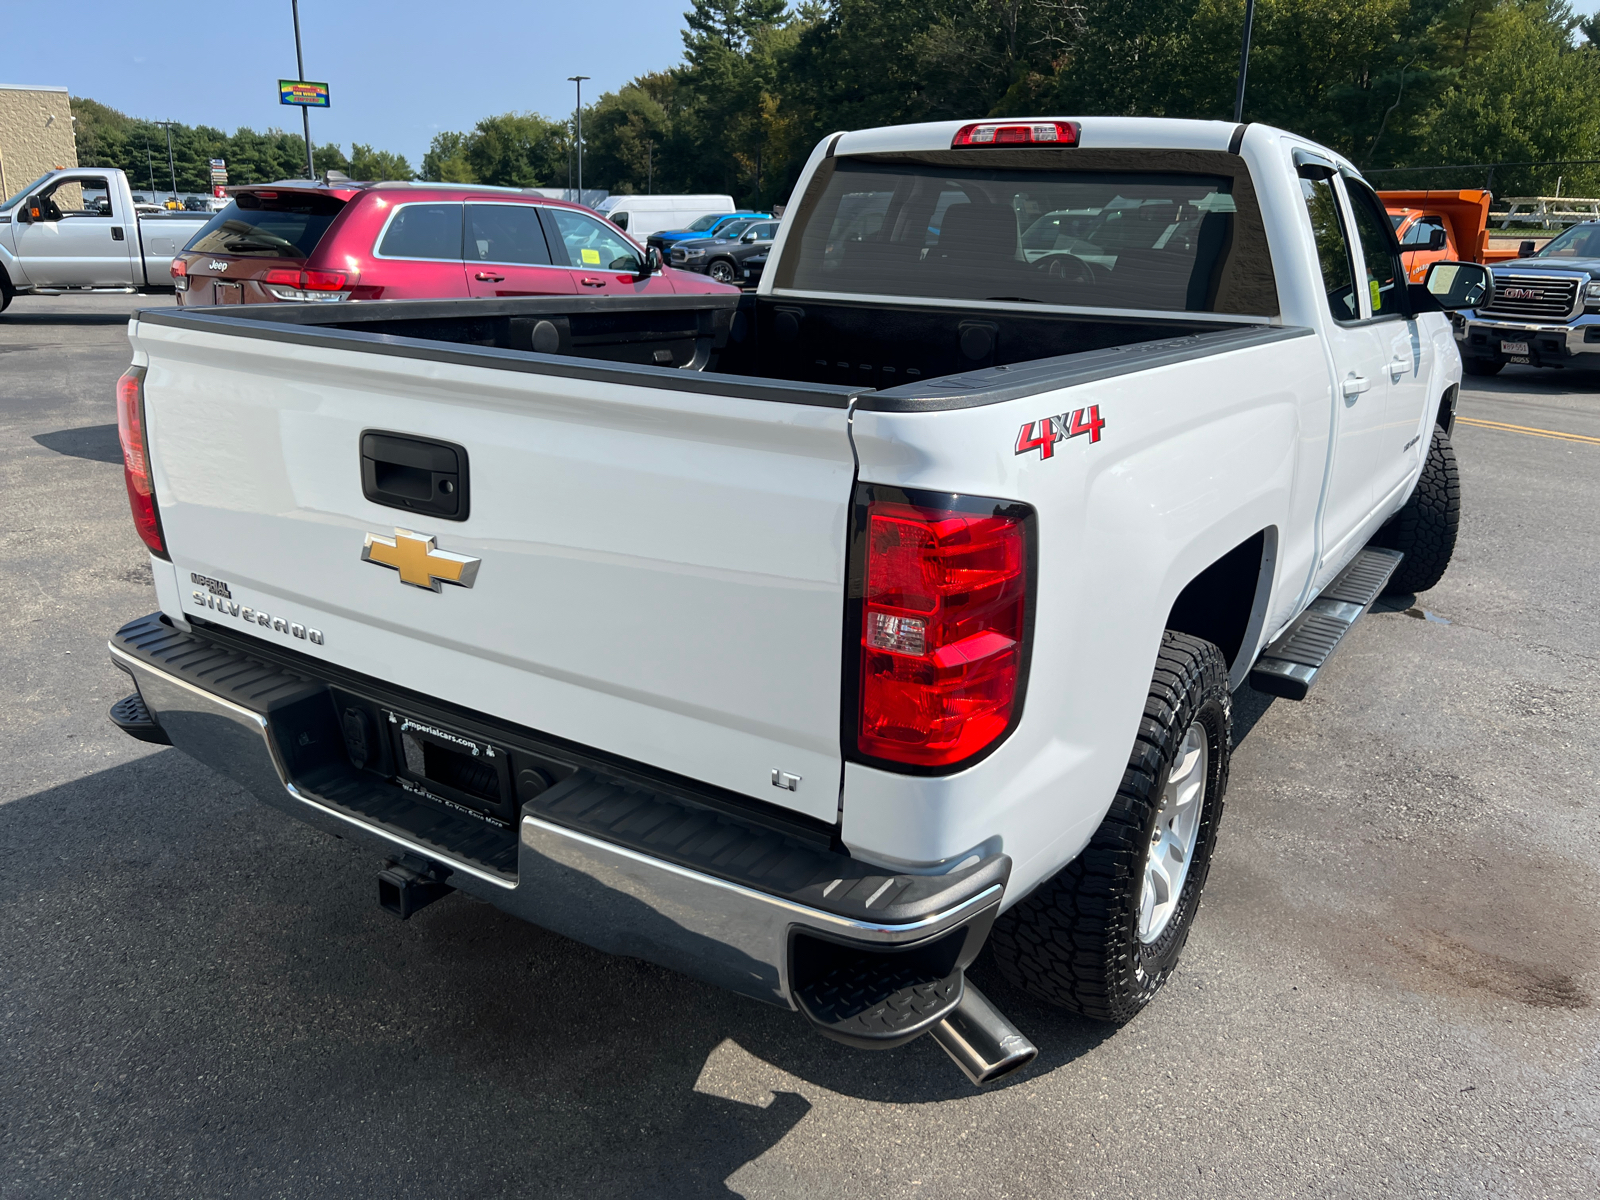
<box><xmin>1501</xmin><ymin>340</ymin><xmax>1530</xmax><ymax>355</ymax></box>
<box><xmin>384</xmin><ymin>709</ymin><xmax>516</xmax><ymax>827</ymax></box>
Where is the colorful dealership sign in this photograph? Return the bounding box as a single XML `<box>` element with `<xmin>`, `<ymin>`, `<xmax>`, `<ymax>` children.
<box><xmin>279</xmin><ymin>80</ymin><xmax>330</xmax><ymax>107</ymax></box>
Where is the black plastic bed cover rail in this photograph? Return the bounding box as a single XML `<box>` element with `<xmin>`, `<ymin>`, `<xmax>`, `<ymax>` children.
<box><xmin>136</xmin><ymin>298</ymin><xmax>865</xmax><ymax>411</ymax></box>
<box><xmin>859</xmin><ymin>323</ymin><xmax>1315</xmax><ymax>413</ymax></box>
<box><xmin>110</xmin><ymin>612</ymin><xmax>1010</xmax><ymax>923</ymax></box>
<box><xmin>137</xmin><ymin>298</ymin><xmax>1311</xmax><ymax>414</ymax></box>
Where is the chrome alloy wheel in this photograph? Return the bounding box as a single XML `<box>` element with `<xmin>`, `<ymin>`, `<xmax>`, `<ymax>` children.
<box><xmin>1138</xmin><ymin>721</ymin><xmax>1208</xmax><ymax>944</ymax></box>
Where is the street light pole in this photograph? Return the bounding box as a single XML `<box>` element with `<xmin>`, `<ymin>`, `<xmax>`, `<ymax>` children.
<box><xmin>1233</xmin><ymin>0</ymin><xmax>1256</xmax><ymax>124</ymax></box>
<box><xmin>156</xmin><ymin>121</ymin><xmax>179</xmax><ymax>202</ymax></box>
<box><xmin>568</xmin><ymin>75</ymin><xmax>589</xmax><ymax>201</ymax></box>
<box><xmin>292</xmin><ymin>0</ymin><xmax>316</xmax><ymax>179</ymax></box>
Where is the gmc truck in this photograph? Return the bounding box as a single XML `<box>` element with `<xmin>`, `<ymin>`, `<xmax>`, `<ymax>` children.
<box><xmin>106</xmin><ymin>118</ymin><xmax>1484</xmax><ymax>1085</ymax></box>
<box><xmin>1457</xmin><ymin>221</ymin><xmax>1600</xmax><ymax>376</ymax></box>
<box><xmin>0</xmin><ymin>168</ymin><xmax>208</xmax><ymax>311</ymax></box>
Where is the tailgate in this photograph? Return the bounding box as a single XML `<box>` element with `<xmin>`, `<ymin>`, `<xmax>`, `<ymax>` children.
<box><xmin>132</xmin><ymin>314</ymin><xmax>858</xmax><ymax>823</ymax></box>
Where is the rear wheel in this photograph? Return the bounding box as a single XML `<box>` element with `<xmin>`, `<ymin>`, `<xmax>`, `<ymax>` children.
<box><xmin>1462</xmin><ymin>357</ymin><xmax>1503</xmax><ymax>376</ymax></box>
<box><xmin>988</xmin><ymin>632</ymin><xmax>1230</xmax><ymax>1023</ymax></box>
<box><xmin>1374</xmin><ymin>426</ymin><xmax>1460</xmax><ymax>594</ymax></box>
<box><xmin>708</xmin><ymin>259</ymin><xmax>737</xmax><ymax>285</ymax></box>
<box><xmin>0</xmin><ymin>272</ymin><xmax>12</xmax><ymax>313</ymax></box>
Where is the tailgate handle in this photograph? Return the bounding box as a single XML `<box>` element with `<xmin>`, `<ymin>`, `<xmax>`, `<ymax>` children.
<box><xmin>361</xmin><ymin>431</ymin><xmax>470</xmax><ymax>522</ymax></box>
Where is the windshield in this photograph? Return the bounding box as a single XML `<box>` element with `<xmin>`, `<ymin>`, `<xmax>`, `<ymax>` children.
<box><xmin>183</xmin><ymin>192</ymin><xmax>346</xmax><ymax>259</ymax></box>
<box><xmin>1534</xmin><ymin>224</ymin><xmax>1600</xmax><ymax>258</ymax></box>
<box><xmin>685</xmin><ymin>214</ymin><xmax>724</xmax><ymax>232</ymax></box>
<box><xmin>1390</xmin><ymin>214</ymin><xmax>1405</xmax><ymax>229</ymax></box>
<box><xmin>714</xmin><ymin>219</ymin><xmax>757</xmax><ymax>239</ymax></box>
<box><xmin>783</xmin><ymin>157</ymin><xmax>1277</xmax><ymax>314</ymax></box>
<box><xmin>1</xmin><ymin>174</ymin><xmax>54</xmax><ymax>211</ymax></box>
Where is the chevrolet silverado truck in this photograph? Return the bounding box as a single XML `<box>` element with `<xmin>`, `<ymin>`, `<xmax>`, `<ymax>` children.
<box><xmin>1458</xmin><ymin>221</ymin><xmax>1600</xmax><ymax>376</ymax></box>
<box><xmin>106</xmin><ymin>117</ymin><xmax>1483</xmax><ymax>1085</ymax></box>
<box><xmin>0</xmin><ymin>168</ymin><xmax>207</xmax><ymax>311</ymax></box>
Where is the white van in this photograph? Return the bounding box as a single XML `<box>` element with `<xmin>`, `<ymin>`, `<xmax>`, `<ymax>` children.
<box><xmin>596</xmin><ymin>194</ymin><xmax>735</xmax><ymax>241</ymax></box>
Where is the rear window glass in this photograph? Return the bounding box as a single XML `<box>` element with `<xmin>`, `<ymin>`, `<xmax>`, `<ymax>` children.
<box><xmin>184</xmin><ymin>192</ymin><xmax>345</xmax><ymax>259</ymax></box>
<box><xmin>378</xmin><ymin>203</ymin><xmax>463</xmax><ymax>260</ymax></box>
<box><xmin>466</xmin><ymin>204</ymin><xmax>551</xmax><ymax>265</ymax></box>
<box><xmin>785</xmin><ymin>158</ymin><xmax>1276</xmax><ymax>315</ymax></box>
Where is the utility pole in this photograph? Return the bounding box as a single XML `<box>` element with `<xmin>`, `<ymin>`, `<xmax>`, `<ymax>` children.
<box><xmin>1233</xmin><ymin>0</ymin><xmax>1256</xmax><ymax>124</ymax></box>
<box><xmin>647</xmin><ymin>141</ymin><xmax>653</xmax><ymax>195</ymax></box>
<box><xmin>292</xmin><ymin>0</ymin><xmax>316</xmax><ymax>179</ymax></box>
<box><xmin>156</xmin><ymin>121</ymin><xmax>179</xmax><ymax>203</ymax></box>
<box><xmin>568</xmin><ymin>75</ymin><xmax>589</xmax><ymax>201</ymax></box>
<box><xmin>146</xmin><ymin>140</ymin><xmax>157</xmax><ymax>195</ymax></box>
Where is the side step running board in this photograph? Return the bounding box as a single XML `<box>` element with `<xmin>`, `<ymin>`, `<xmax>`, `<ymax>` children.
<box><xmin>1249</xmin><ymin>546</ymin><xmax>1403</xmax><ymax>700</ymax></box>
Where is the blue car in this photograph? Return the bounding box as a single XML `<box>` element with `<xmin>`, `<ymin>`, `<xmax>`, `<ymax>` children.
<box><xmin>647</xmin><ymin>211</ymin><xmax>770</xmax><ymax>258</ymax></box>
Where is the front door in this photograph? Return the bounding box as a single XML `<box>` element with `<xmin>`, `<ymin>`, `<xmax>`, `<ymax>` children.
<box><xmin>1343</xmin><ymin>178</ymin><xmax>1433</xmax><ymax>507</ymax></box>
<box><xmin>14</xmin><ymin>175</ymin><xmax>135</xmax><ymax>287</ymax></box>
<box><xmin>538</xmin><ymin>207</ymin><xmax>674</xmax><ymax>296</ymax></box>
<box><xmin>464</xmin><ymin>203</ymin><xmax>575</xmax><ymax>297</ymax></box>
<box><xmin>1298</xmin><ymin>171</ymin><xmax>1393</xmax><ymax>573</ymax></box>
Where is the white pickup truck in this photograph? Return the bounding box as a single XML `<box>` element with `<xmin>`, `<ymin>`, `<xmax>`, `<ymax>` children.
<box><xmin>106</xmin><ymin>117</ymin><xmax>1485</xmax><ymax>1085</ymax></box>
<box><xmin>0</xmin><ymin>168</ymin><xmax>208</xmax><ymax>310</ymax></box>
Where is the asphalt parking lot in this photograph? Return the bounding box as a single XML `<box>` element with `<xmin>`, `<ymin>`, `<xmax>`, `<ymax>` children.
<box><xmin>2</xmin><ymin>294</ymin><xmax>1597</xmax><ymax>1199</ymax></box>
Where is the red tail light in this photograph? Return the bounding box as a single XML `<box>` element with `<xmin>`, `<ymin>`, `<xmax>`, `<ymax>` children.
<box><xmin>854</xmin><ymin>494</ymin><xmax>1031</xmax><ymax>768</ymax></box>
<box><xmin>116</xmin><ymin>365</ymin><xmax>168</xmax><ymax>559</ymax></box>
<box><xmin>262</xmin><ymin>268</ymin><xmax>354</xmax><ymax>300</ymax></box>
<box><xmin>951</xmin><ymin>121</ymin><xmax>1079</xmax><ymax>148</ymax></box>
<box><xmin>170</xmin><ymin>258</ymin><xmax>188</xmax><ymax>292</ymax></box>
<box><xmin>302</xmin><ymin>269</ymin><xmax>348</xmax><ymax>291</ymax></box>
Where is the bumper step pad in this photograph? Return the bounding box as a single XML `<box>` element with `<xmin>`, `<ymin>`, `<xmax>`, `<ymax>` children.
<box><xmin>109</xmin><ymin>692</ymin><xmax>171</xmax><ymax>745</ymax></box>
<box><xmin>1249</xmin><ymin>546</ymin><xmax>1403</xmax><ymax>700</ymax></box>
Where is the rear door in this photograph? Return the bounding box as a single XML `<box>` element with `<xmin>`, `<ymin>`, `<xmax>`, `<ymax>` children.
<box><xmin>137</xmin><ymin>320</ymin><xmax>857</xmax><ymax>822</ymax></box>
<box><xmin>369</xmin><ymin>201</ymin><xmax>469</xmax><ymax>298</ymax></box>
<box><xmin>464</xmin><ymin>202</ymin><xmax>575</xmax><ymax>297</ymax></box>
<box><xmin>539</xmin><ymin>206</ymin><xmax>675</xmax><ymax>296</ymax></box>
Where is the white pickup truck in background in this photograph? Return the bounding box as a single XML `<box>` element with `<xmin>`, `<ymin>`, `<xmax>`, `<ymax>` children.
<box><xmin>0</xmin><ymin>168</ymin><xmax>208</xmax><ymax>311</ymax></box>
<box><xmin>105</xmin><ymin>117</ymin><xmax>1486</xmax><ymax>1085</ymax></box>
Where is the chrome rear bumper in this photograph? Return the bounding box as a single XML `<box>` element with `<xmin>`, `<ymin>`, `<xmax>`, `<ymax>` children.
<box><xmin>110</xmin><ymin>622</ymin><xmax>1004</xmax><ymax>1011</ymax></box>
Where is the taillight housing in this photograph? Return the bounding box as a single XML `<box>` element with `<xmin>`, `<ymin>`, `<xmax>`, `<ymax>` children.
<box><xmin>262</xmin><ymin>267</ymin><xmax>354</xmax><ymax>301</ymax></box>
<box><xmin>170</xmin><ymin>258</ymin><xmax>188</xmax><ymax>291</ymax></box>
<box><xmin>951</xmin><ymin>120</ymin><xmax>1079</xmax><ymax>148</ymax></box>
<box><xmin>847</xmin><ymin>487</ymin><xmax>1033</xmax><ymax>771</ymax></box>
<box><xmin>116</xmin><ymin>365</ymin><xmax>168</xmax><ymax>559</ymax></box>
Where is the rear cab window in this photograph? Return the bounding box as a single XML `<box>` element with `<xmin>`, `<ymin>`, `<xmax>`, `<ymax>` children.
<box><xmin>778</xmin><ymin>153</ymin><xmax>1278</xmax><ymax>315</ymax></box>
<box><xmin>186</xmin><ymin>192</ymin><xmax>346</xmax><ymax>260</ymax></box>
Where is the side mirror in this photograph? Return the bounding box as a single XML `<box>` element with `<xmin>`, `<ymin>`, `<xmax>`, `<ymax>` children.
<box><xmin>1427</xmin><ymin>227</ymin><xmax>1447</xmax><ymax>251</ymax></box>
<box><xmin>23</xmin><ymin>195</ymin><xmax>48</xmax><ymax>223</ymax></box>
<box><xmin>1519</xmin><ymin>240</ymin><xmax>1537</xmax><ymax>256</ymax></box>
<box><xmin>640</xmin><ymin>246</ymin><xmax>662</xmax><ymax>277</ymax></box>
<box><xmin>1420</xmin><ymin>260</ymin><xmax>1490</xmax><ymax>311</ymax></box>
<box><xmin>741</xmin><ymin>230</ymin><xmax>759</xmax><ymax>243</ymax></box>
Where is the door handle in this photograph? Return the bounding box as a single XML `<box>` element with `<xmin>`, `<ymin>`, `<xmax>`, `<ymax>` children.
<box><xmin>474</xmin><ymin>272</ymin><xmax>504</xmax><ymax>282</ymax></box>
<box><xmin>111</xmin><ymin>227</ymin><xmax>125</xmax><ymax>241</ymax></box>
<box><xmin>579</xmin><ymin>276</ymin><xmax>606</xmax><ymax>287</ymax></box>
<box><xmin>1341</xmin><ymin>376</ymin><xmax>1371</xmax><ymax>397</ymax></box>
<box><xmin>1388</xmin><ymin>358</ymin><xmax>1407</xmax><ymax>379</ymax></box>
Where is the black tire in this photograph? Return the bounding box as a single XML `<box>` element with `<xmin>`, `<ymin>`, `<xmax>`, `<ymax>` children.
<box><xmin>708</xmin><ymin>258</ymin><xmax>737</xmax><ymax>284</ymax></box>
<box><xmin>988</xmin><ymin>632</ymin><xmax>1231</xmax><ymax>1023</ymax></box>
<box><xmin>0</xmin><ymin>272</ymin><xmax>12</xmax><ymax>313</ymax></box>
<box><xmin>1462</xmin><ymin>357</ymin><xmax>1503</xmax><ymax>376</ymax></box>
<box><xmin>1373</xmin><ymin>426</ymin><xmax>1460</xmax><ymax>595</ymax></box>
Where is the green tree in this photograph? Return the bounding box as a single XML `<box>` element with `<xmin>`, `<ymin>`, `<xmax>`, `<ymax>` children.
<box><xmin>463</xmin><ymin>113</ymin><xmax>569</xmax><ymax>187</ymax></box>
<box><xmin>350</xmin><ymin>143</ymin><xmax>415</xmax><ymax>180</ymax></box>
<box><xmin>420</xmin><ymin>131</ymin><xmax>476</xmax><ymax>182</ymax></box>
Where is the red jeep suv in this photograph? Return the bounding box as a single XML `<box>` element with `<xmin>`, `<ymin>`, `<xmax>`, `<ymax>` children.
<box><xmin>172</xmin><ymin>181</ymin><xmax>736</xmax><ymax>304</ymax></box>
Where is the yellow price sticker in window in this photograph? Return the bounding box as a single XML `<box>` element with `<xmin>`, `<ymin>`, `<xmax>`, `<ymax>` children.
<box><xmin>1369</xmin><ymin>278</ymin><xmax>1381</xmax><ymax>309</ymax></box>
<box><xmin>581</xmin><ymin>248</ymin><xmax>601</xmax><ymax>265</ymax></box>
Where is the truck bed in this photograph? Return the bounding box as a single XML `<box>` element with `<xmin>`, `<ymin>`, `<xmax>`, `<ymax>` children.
<box><xmin>139</xmin><ymin>292</ymin><xmax>1295</xmax><ymax>411</ymax></box>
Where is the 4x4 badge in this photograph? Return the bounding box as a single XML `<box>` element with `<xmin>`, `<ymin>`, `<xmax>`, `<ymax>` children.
<box><xmin>362</xmin><ymin>529</ymin><xmax>481</xmax><ymax>592</ymax></box>
<box><xmin>1015</xmin><ymin>405</ymin><xmax>1106</xmax><ymax>459</ymax></box>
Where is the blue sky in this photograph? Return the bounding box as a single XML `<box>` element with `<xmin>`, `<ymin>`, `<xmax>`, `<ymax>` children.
<box><xmin>15</xmin><ymin>0</ymin><xmax>1600</xmax><ymax>171</ymax></box>
<box><xmin>12</xmin><ymin>1</ymin><xmax>695</xmax><ymax>167</ymax></box>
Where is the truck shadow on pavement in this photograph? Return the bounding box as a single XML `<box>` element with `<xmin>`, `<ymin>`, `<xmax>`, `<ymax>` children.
<box><xmin>0</xmin><ymin>751</ymin><xmax>1111</xmax><ymax>1198</ymax></box>
<box><xmin>33</xmin><ymin>423</ymin><xmax>122</xmax><ymax>464</ymax></box>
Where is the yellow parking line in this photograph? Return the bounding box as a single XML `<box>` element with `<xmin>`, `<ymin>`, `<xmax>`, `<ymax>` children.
<box><xmin>1456</xmin><ymin>416</ymin><xmax>1600</xmax><ymax>445</ymax></box>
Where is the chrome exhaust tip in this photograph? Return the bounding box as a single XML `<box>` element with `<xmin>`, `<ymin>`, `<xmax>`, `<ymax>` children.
<box><xmin>929</xmin><ymin>982</ymin><xmax>1037</xmax><ymax>1085</ymax></box>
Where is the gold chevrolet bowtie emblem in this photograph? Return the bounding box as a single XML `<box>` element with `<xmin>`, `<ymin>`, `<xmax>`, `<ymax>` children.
<box><xmin>361</xmin><ymin>529</ymin><xmax>481</xmax><ymax>592</ymax></box>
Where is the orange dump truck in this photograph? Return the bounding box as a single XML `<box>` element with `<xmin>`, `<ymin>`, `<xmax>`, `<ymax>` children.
<box><xmin>1380</xmin><ymin>190</ymin><xmax>1526</xmax><ymax>281</ymax></box>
